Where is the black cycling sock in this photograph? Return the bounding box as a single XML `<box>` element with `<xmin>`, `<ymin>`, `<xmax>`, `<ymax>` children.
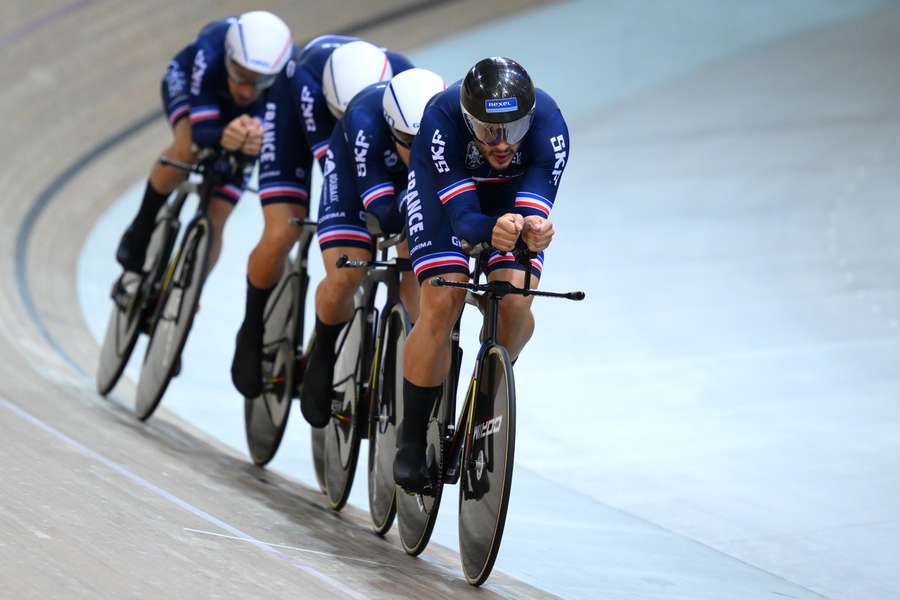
<box><xmin>311</xmin><ymin>316</ymin><xmax>347</xmax><ymax>361</ymax></box>
<box><xmin>241</xmin><ymin>278</ymin><xmax>275</xmax><ymax>331</ymax></box>
<box><xmin>399</xmin><ymin>379</ymin><xmax>442</xmax><ymax>448</ymax></box>
<box><xmin>131</xmin><ymin>181</ymin><xmax>168</xmax><ymax>235</ymax></box>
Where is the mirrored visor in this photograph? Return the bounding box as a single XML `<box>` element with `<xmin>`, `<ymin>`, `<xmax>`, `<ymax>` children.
<box><xmin>226</xmin><ymin>56</ymin><xmax>277</xmax><ymax>91</ymax></box>
<box><xmin>462</xmin><ymin>106</ymin><xmax>534</xmax><ymax>146</ymax></box>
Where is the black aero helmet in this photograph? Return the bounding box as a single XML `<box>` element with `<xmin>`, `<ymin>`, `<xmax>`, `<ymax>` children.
<box><xmin>460</xmin><ymin>57</ymin><xmax>536</xmax><ymax>145</ymax></box>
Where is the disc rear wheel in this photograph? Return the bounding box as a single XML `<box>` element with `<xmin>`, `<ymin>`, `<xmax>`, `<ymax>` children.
<box><xmin>244</xmin><ymin>258</ymin><xmax>305</xmax><ymax>466</ymax></box>
<box><xmin>322</xmin><ymin>301</ymin><xmax>370</xmax><ymax>510</ymax></box>
<box><xmin>134</xmin><ymin>221</ymin><xmax>209</xmax><ymax>420</ymax></box>
<box><xmin>367</xmin><ymin>304</ymin><xmax>409</xmax><ymax>535</ymax></box>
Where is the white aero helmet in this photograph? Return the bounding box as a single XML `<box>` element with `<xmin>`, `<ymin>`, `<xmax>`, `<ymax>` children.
<box><xmin>225</xmin><ymin>11</ymin><xmax>292</xmax><ymax>88</ymax></box>
<box><xmin>323</xmin><ymin>41</ymin><xmax>392</xmax><ymax>118</ymax></box>
<box><xmin>382</xmin><ymin>68</ymin><xmax>446</xmax><ymax>146</ymax></box>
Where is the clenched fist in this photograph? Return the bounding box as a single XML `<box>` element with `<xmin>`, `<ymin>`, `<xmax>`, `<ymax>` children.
<box><xmin>492</xmin><ymin>213</ymin><xmax>524</xmax><ymax>252</ymax></box>
<box><xmin>522</xmin><ymin>216</ymin><xmax>554</xmax><ymax>252</ymax></box>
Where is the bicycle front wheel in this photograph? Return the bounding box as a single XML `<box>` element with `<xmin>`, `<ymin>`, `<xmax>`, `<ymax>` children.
<box><xmin>458</xmin><ymin>344</ymin><xmax>516</xmax><ymax>586</ymax></box>
<box><xmin>134</xmin><ymin>220</ymin><xmax>210</xmax><ymax>421</ymax></box>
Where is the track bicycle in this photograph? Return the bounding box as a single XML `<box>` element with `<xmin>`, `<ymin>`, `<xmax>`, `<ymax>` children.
<box><xmin>96</xmin><ymin>149</ymin><xmax>249</xmax><ymax>409</ymax></box>
<box><xmin>395</xmin><ymin>243</ymin><xmax>584</xmax><ymax>585</ymax></box>
<box><xmin>309</xmin><ymin>217</ymin><xmax>411</xmax><ymax>513</ymax></box>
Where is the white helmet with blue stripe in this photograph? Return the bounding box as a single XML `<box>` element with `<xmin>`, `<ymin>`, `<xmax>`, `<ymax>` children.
<box><xmin>323</xmin><ymin>41</ymin><xmax>392</xmax><ymax>118</ymax></box>
<box><xmin>225</xmin><ymin>11</ymin><xmax>292</xmax><ymax>77</ymax></box>
<box><xmin>382</xmin><ymin>68</ymin><xmax>446</xmax><ymax>146</ymax></box>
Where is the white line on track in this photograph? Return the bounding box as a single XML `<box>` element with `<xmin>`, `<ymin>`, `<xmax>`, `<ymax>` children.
<box><xmin>182</xmin><ymin>527</ymin><xmax>388</xmax><ymax>567</ymax></box>
<box><xmin>0</xmin><ymin>396</ymin><xmax>370</xmax><ymax>600</ymax></box>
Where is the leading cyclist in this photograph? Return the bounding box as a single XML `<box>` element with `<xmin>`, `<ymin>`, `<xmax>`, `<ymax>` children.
<box><xmin>115</xmin><ymin>11</ymin><xmax>291</xmax><ymax>278</ymax></box>
<box><xmin>393</xmin><ymin>57</ymin><xmax>570</xmax><ymax>492</ymax></box>
<box><xmin>300</xmin><ymin>68</ymin><xmax>446</xmax><ymax>427</ymax></box>
<box><xmin>230</xmin><ymin>36</ymin><xmax>414</xmax><ymax>399</ymax></box>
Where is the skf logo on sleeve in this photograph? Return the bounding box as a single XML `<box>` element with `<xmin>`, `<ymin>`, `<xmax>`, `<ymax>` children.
<box><xmin>191</xmin><ymin>49</ymin><xmax>207</xmax><ymax>96</ymax></box>
<box><xmin>485</xmin><ymin>98</ymin><xmax>518</xmax><ymax>114</ymax></box>
<box><xmin>550</xmin><ymin>134</ymin><xmax>567</xmax><ymax>186</ymax></box>
<box><xmin>354</xmin><ymin>130</ymin><xmax>369</xmax><ymax>177</ymax></box>
<box><xmin>431</xmin><ymin>130</ymin><xmax>449</xmax><ymax>173</ymax></box>
<box><xmin>300</xmin><ymin>86</ymin><xmax>316</xmax><ymax>132</ymax></box>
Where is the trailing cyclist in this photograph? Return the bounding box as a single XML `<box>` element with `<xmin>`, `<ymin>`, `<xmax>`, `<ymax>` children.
<box><xmin>114</xmin><ymin>11</ymin><xmax>291</xmax><ymax>279</ymax></box>
<box><xmin>300</xmin><ymin>68</ymin><xmax>446</xmax><ymax>428</ymax></box>
<box><xmin>393</xmin><ymin>57</ymin><xmax>570</xmax><ymax>493</ymax></box>
<box><xmin>230</xmin><ymin>35</ymin><xmax>415</xmax><ymax>399</ymax></box>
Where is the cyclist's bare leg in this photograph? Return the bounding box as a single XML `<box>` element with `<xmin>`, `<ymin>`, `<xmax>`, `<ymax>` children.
<box><xmin>247</xmin><ymin>203</ymin><xmax>307</xmax><ymax>288</ymax></box>
<box><xmin>402</xmin><ymin>273</ymin><xmax>467</xmax><ymax>387</ymax></box>
<box><xmin>488</xmin><ymin>267</ymin><xmax>538</xmax><ymax>362</ymax></box>
<box><xmin>232</xmin><ymin>202</ymin><xmax>306</xmax><ymax>398</ymax></box>
<box><xmin>206</xmin><ymin>197</ymin><xmax>234</xmax><ymax>273</ymax></box>
<box><xmin>150</xmin><ymin>118</ymin><xmax>195</xmax><ymax>194</ymax></box>
<box><xmin>314</xmin><ymin>246</ymin><xmax>372</xmax><ymax>324</ymax></box>
<box><xmin>397</xmin><ymin>240</ymin><xmax>420</xmax><ymax>322</ymax></box>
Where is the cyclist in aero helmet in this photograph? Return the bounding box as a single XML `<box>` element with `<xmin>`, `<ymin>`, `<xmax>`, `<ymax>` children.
<box><xmin>393</xmin><ymin>57</ymin><xmax>570</xmax><ymax>493</ymax></box>
<box><xmin>230</xmin><ymin>35</ymin><xmax>414</xmax><ymax>400</ymax></box>
<box><xmin>115</xmin><ymin>11</ymin><xmax>291</xmax><ymax>277</ymax></box>
<box><xmin>300</xmin><ymin>68</ymin><xmax>445</xmax><ymax>427</ymax></box>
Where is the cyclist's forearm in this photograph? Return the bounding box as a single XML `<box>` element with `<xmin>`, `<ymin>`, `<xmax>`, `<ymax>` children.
<box><xmin>447</xmin><ymin>207</ymin><xmax>496</xmax><ymax>245</ymax></box>
<box><xmin>191</xmin><ymin>123</ymin><xmax>224</xmax><ymax>149</ymax></box>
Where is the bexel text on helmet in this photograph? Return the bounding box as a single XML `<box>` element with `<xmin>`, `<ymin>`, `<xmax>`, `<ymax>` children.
<box><xmin>260</xmin><ymin>103</ymin><xmax>277</xmax><ymax>163</ymax></box>
<box><xmin>405</xmin><ymin>170</ymin><xmax>425</xmax><ymax>235</ymax></box>
<box><xmin>301</xmin><ymin>86</ymin><xmax>316</xmax><ymax>132</ymax></box>
<box><xmin>550</xmin><ymin>134</ymin><xmax>567</xmax><ymax>187</ymax></box>
<box><xmin>354</xmin><ymin>130</ymin><xmax>369</xmax><ymax>177</ymax></box>
<box><xmin>191</xmin><ymin>49</ymin><xmax>207</xmax><ymax>96</ymax></box>
<box><xmin>431</xmin><ymin>130</ymin><xmax>449</xmax><ymax>173</ymax></box>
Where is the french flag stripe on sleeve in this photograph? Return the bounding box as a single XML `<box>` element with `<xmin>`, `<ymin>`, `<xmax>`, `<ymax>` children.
<box><xmin>412</xmin><ymin>252</ymin><xmax>469</xmax><ymax>276</ymax></box>
<box><xmin>317</xmin><ymin>225</ymin><xmax>370</xmax><ymax>244</ymax></box>
<box><xmin>514</xmin><ymin>192</ymin><xmax>553</xmax><ymax>216</ymax></box>
<box><xmin>312</xmin><ymin>142</ymin><xmax>329</xmax><ymax>160</ymax></box>
<box><xmin>190</xmin><ymin>106</ymin><xmax>220</xmax><ymax>123</ymax></box>
<box><xmin>260</xmin><ymin>183</ymin><xmax>308</xmax><ymax>200</ymax></box>
<box><xmin>438</xmin><ymin>179</ymin><xmax>476</xmax><ymax>204</ymax></box>
<box><xmin>361</xmin><ymin>183</ymin><xmax>395</xmax><ymax>208</ymax></box>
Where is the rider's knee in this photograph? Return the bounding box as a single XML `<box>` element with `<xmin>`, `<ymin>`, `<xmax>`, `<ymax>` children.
<box><xmin>325</xmin><ymin>265</ymin><xmax>365</xmax><ymax>297</ymax></box>
<box><xmin>500</xmin><ymin>294</ymin><xmax>534</xmax><ymax>324</ymax></box>
<box><xmin>420</xmin><ymin>281</ymin><xmax>465</xmax><ymax>328</ymax></box>
<box><xmin>261</xmin><ymin>220</ymin><xmax>301</xmax><ymax>253</ymax></box>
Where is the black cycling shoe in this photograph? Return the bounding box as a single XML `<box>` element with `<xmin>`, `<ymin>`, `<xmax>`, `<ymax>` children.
<box><xmin>300</xmin><ymin>349</ymin><xmax>334</xmax><ymax>428</ymax></box>
<box><xmin>231</xmin><ymin>324</ymin><xmax>263</xmax><ymax>398</ymax></box>
<box><xmin>115</xmin><ymin>225</ymin><xmax>150</xmax><ymax>273</ymax></box>
<box><xmin>393</xmin><ymin>444</ymin><xmax>432</xmax><ymax>495</ymax></box>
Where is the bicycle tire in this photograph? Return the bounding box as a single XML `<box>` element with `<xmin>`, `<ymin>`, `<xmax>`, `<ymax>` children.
<box><xmin>134</xmin><ymin>219</ymin><xmax>210</xmax><ymax>421</ymax></box>
<box><xmin>96</xmin><ymin>204</ymin><xmax>180</xmax><ymax>395</ymax></box>
<box><xmin>244</xmin><ymin>256</ymin><xmax>304</xmax><ymax>466</ymax></box>
<box><xmin>396</xmin><ymin>369</ymin><xmax>457</xmax><ymax>556</ymax></box>
<box><xmin>322</xmin><ymin>296</ymin><xmax>371</xmax><ymax>510</ymax></box>
<box><xmin>458</xmin><ymin>344</ymin><xmax>516</xmax><ymax>586</ymax></box>
<box><xmin>367</xmin><ymin>303</ymin><xmax>409</xmax><ymax>535</ymax></box>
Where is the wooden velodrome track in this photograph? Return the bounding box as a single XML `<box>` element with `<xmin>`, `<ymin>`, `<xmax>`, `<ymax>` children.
<box><xmin>0</xmin><ymin>1</ymin><xmax>555</xmax><ymax>597</ymax></box>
